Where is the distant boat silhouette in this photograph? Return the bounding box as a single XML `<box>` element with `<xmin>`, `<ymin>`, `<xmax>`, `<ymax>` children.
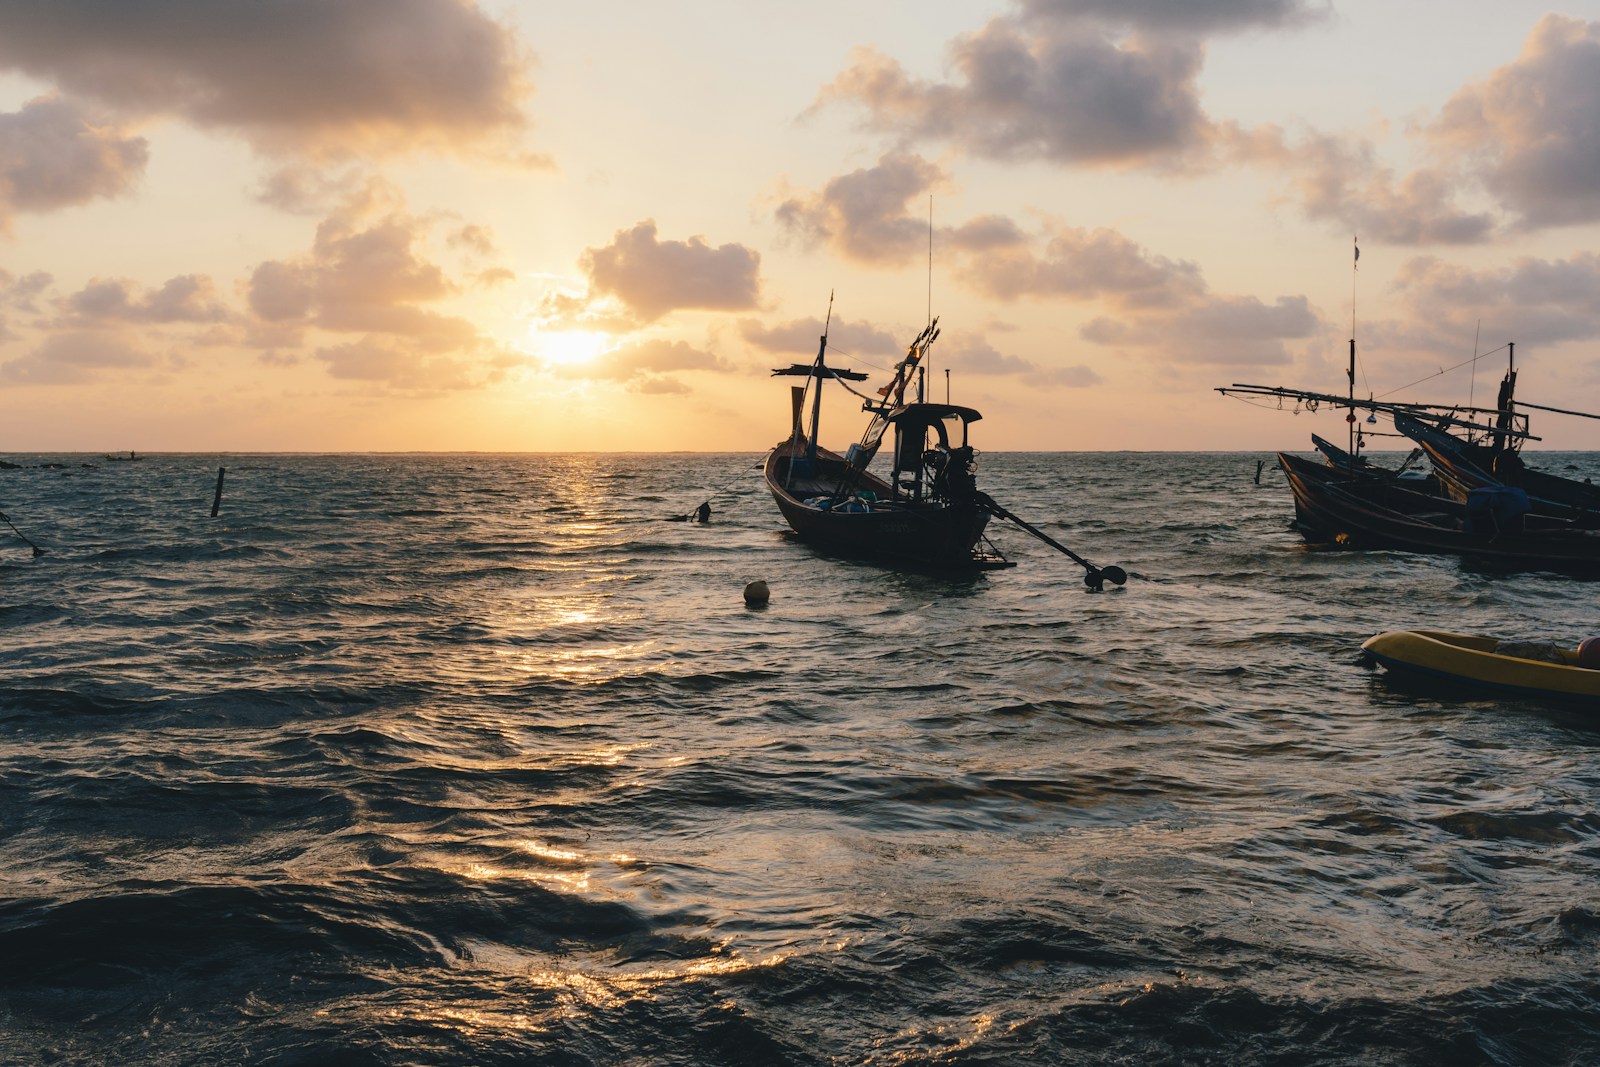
<box><xmin>105</xmin><ymin>451</ymin><xmax>143</xmax><ymax>461</ymax></box>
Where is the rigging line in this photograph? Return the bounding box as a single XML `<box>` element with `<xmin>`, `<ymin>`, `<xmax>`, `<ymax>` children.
<box><xmin>1468</xmin><ymin>319</ymin><xmax>1481</xmax><ymax>410</ymax></box>
<box><xmin>834</xmin><ymin>375</ymin><xmax>886</xmax><ymax>406</ymax></box>
<box><xmin>674</xmin><ymin>459</ymin><xmax>760</xmax><ymax>520</ymax></box>
<box><xmin>824</xmin><ymin>346</ymin><xmax>895</xmax><ymax>375</ymax></box>
<box><xmin>1221</xmin><ymin>393</ymin><xmax>1315</xmax><ymax>413</ymax></box>
<box><xmin>1375</xmin><ymin>342</ymin><xmax>1510</xmax><ymax>400</ymax></box>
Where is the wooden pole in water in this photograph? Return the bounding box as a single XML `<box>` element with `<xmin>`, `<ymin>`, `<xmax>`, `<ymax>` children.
<box><xmin>211</xmin><ymin>466</ymin><xmax>226</xmax><ymax>517</ymax></box>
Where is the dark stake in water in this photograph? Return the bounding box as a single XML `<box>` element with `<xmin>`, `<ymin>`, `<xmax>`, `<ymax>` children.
<box><xmin>3</xmin><ymin>452</ymin><xmax>1599</xmax><ymax>1066</ymax></box>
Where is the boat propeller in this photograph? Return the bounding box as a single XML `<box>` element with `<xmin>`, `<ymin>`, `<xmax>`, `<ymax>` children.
<box><xmin>1083</xmin><ymin>564</ymin><xmax>1128</xmax><ymax>592</ymax></box>
<box><xmin>976</xmin><ymin>493</ymin><xmax>1124</xmax><ymax>590</ymax></box>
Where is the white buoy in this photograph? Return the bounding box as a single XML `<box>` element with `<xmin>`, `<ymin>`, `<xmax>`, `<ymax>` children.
<box><xmin>743</xmin><ymin>580</ymin><xmax>770</xmax><ymax>606</ymax></box>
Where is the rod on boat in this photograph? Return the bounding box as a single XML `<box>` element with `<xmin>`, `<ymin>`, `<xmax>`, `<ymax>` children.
<box><xmin>975</xmin><ymin>492</ymin><xmax>1125</xmax><ymax>590</ymax></box>
<box><xmin>0</xmin><ymin>509</ymin><xmax>45</xmax><ymax>556</ymax></box>
<box><xmin>1512</xmin><ymin>400</ymin><xmax>1600</xmax><ymax>422</ymax></box>
<box><xmin>1215</xmin><ymin>384</ymin><xmax>1541</xmax><ymax>442</ymax></box>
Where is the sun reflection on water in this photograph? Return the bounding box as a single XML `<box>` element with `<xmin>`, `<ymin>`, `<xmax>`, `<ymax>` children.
<box><xmin>455</xmin><ymin>941</ymin><xmax>795</xmax><ymax>1009</ymax></box>
<box><xmin>484</xmin><ymin>640</ymin><xmax>654</xmax><ymax>680</ymax></box>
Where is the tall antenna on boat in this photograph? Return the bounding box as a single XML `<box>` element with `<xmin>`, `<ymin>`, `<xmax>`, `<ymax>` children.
<box><xmin>926</xmin><ymin>196</ymin><xmax>934</xmax><ymax>395</ymax></box>
<box><xmin>1349</xmin><ymin>235</ymin><xmax>1359</xmax><ymax>455</ymax></box>
<box><xmin>1468</xmin><ymin>319</ymin><xmax>1481</xmax><ymax>410</ymax></box>
<box><xmin>928</xmin><ymin>197</ymin><xmax>935</xmax><ymax>328</ymax></box>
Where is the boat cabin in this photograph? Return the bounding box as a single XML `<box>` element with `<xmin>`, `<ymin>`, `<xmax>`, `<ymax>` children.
<box><xmin>885</xmin><ymin>403</ymin><xmax>982</xmax><ymax>503</ymax></box>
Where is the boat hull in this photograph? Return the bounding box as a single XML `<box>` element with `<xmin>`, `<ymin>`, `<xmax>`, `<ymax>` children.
<box><xmin>1394</xmin><ymin>412</ymin><xmax>1600</xmax><ymax>523</ymax></box>
<box><xmin>1362</xmin><ymin>630</ymin><xmax>1600</xmax><ymax>703</ymax></box>
<box><xmin>1278</xmin><ymin>452</ymin><xmax>1600</xmax><ymax>572</ymax></box>
<box><xmin>763</xmin><ymin>440</ymin><xmax>998</xmax><ymax>568</ymax></box>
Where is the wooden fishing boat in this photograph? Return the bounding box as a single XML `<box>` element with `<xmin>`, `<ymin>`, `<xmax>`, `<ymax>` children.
<box><xmin>764</xmin><ymin>406</ymin><xmax>1001</xmax><ymax>569</ymax></box>
<box><xmin>764</xmin><ymin>317</ymin><xmax>1006</xmax><ymax>570</ymax></box>
<box><xmin>1278</xmin><ymin>451</ymin><xmax>1600</xmax><ymax>572</ymax></box>
<box><xmin>763</xmin><ymin>306</ymin><xmax>1124</xmax><ymax>585</ymax></box>
<box><xmin>1362</xmin><ymin>630</ymin><xmax>1600</xmax><ymax>702</ymax></box>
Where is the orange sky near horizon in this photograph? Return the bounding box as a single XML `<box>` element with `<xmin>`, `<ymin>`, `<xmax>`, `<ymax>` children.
<box><xmin>2</xmin><ymin>1</ymin><xmax>1600</xmax><ymax>453</ymax></box>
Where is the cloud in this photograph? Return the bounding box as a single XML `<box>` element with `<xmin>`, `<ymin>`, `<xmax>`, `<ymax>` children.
<box><xmin>549</xmin><ymin>221</ymin><xmax>762</xmax><ymax>326</ymax></box>
<box><xmin>1386</xmin><ymin>253</ymin><xmax>1600</xmax><ymax>353</ymax></box>
<box><xmin>946</xmin><ymin>214</ymin><xmax>1031</xmax><ymax>252</ymax></box>
<box><xmin>628</xmin><ymin>376</ymin><xmax>691</xmax><ymax>396</ymax></box>
<box><xmin>1285</xmin><ymin>137</ymin><xmax>1494</xmax><ymax>245</ymax></box>
<box><xmin>0</xmin><ymin>330</ymin><xmax>155</xmax><ymax>384</ymax></box>
<box><xmin>814</xmin><ymin>18</ymin><xmax>1209</xmax><ymax>167</ymax></box>
<box><xmin>559</xmin><ymin>338</ymin><xmax>730</xmax><ymax>383</ymax></box>
<box><xmin>248</xmin><ymin>177</ymin><xmax>486</xmax><ymax>348</ymax></box>
<box><xmin>1018</xmin><ymin>0</ymin><xmax>1329</xmax><ymax>34</ymax></box>
<box><xmin>1429</xmin><ymin>15</ymin><xmax>1600</xmax><ymax>229</ymax></box>
<box><xmin>1082</xmin><ymin>293</ymin><xmax>1319</xmax><ymax>365</ymax></box>
<box><xmin>806</xmin><ymin>3</ymin><xmax>1559</xmax><ymax>247</ymax></box>
<box><xmin>1215</xmin><ymin>124</ymin><xmax>1495</xmax><ymax>245</ymax></box>
<box><xmin>0</xmin><ymin>269</ymin><xmax>53</xmax><ymax>313</ymax></box>
<box><xmin>774</xmin><ymin>153</ymin><xmax>1037</xmax><ymax>268</ymax></box>
<box><xmin>739</xmin><ymin>316</ymin><xmax>901</xmax><ymax>359</ymax></box>
<box><xmin>769</xmin><ymin>155</ymin><xmax>1316</xmax><ymax>373</ymax></box>
<box><xmin>1029</xmin><ymin>363</ymin><xmax>1104</xmax><ymax>386</ymax></box>
<box><xmin>249</xmin><ymin>213</ymin><xmax>461</xmax><ymax>342</ymax></box>
<box><xmin>60</xmin><ymin>274</ymin><xmax>233</xmax><ymax>325</ymax></box>
<box><xmin>776</xmin><ymin>152</ymin><xmax>944</xmax><ymax>264</ymax></box>
<box><xmin>0</xmin><ymin>95</ymin><xmax>147</xmax><ymax>231</ymax></box>
<box><xmin>934</xmin><ymin>210</ymin><xmax>1321</xmax><ymax>368</ymax></box>
<box><xmin>550</xmin><ymin>337</ymin><xmax>732</xmax><ymax>393</ymax></box>
<box><xmin>475</xmin><ymin>267</ymin><xmax>517</xmax><ymax>288</ymax></box>
<box><xmin>243</xmin><ymin>200</ymin><xmax>522</xmax><ymax>387</ymax></box>
<box><xmin>959</xmin><ymin>224</ymin><xmax>1205</xmax><ymax>308</ymax></box>
<box><xmin>252</xmin><ymin>166</ymin><xmax>403</xmax><ymax>216</ymax></box>
<box><xmin>943</xmin><ymin>337</ymin><xmax>1036</xmax><ymax>375</ymax></box>
<box><xmin>448</xmin><ymin>223</ymin><xmax>498</xmax><ymax>257</ymax></box>
<box><xmin>1214</xmin><ymin>17</ymin><xmax>1600</xmax><ymax>241</ymax></box>
<box><xmin>248</xmin><ymin>260</ymin><xmax>318</xmax><ymax>323</ymax></box>
<box><xmin>0</xmin><ymin>0</ymin><xmax>534</xmax><ymax>159</ymax></box>
<box><xmin>941</xmin><ymin>335</ymin><xmax>1102</xmax><ymax>387</ymax></box>
<box><xmin>315</xmin><ymin>337</ymin><xmax>482</xmax><ymax>392</ymax></box>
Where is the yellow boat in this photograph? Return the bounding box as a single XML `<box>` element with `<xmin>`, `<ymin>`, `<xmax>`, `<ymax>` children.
<box><xmin>1361</xmin><ymin>630</ymin><xmax>1600</xmax><ymax>702</ymax></box>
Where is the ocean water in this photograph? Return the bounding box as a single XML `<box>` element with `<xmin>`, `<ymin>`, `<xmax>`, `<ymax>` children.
<box><xmin>3</xmin><ymin>451</ymin><xmax>1600</xmax><ymax>1066</ymax></box>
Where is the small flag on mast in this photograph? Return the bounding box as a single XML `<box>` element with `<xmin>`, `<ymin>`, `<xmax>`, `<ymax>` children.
<box><xmin>1353</xmin><ymin>236</ymin><xmax>1360</xmax><ymax>267</ymax></box>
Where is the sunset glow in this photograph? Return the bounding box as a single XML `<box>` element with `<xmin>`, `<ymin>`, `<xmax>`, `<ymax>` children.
<box><xmin>0</xmin><ymin>2</ymin><xmax>1597</xmax><ymax>451</ymax></box>
<box><xmin>534</xmin><ymin>329</ymin><xmax>612</xmax><ymax>367</ymax></box>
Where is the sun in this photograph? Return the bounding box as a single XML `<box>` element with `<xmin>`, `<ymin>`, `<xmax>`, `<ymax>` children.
<box><xmin>535</xmin><ymin>329</ymin><xmax>612</xmax><ymax>366</ymax></box>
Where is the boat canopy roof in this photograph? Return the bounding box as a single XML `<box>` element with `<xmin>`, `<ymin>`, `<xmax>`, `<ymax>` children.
<box><xmin>772</xmin><ymin>362</ymin><xmax>869</xmax><ymax>381</ymax></box>
<box><xmin>886</xmin><ymin>402</ymin><xmax>983</xmax><ymax>426</ymax></box>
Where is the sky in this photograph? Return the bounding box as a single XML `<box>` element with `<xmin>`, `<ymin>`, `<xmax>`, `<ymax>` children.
<box><xmin>2</xmin><ymin>0</ymin><xmax>1600</xmax><ymax>452</ymax></box>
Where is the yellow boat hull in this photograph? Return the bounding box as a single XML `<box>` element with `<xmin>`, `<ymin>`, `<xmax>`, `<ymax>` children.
<box><xmin>1361</xmin><ymin>630</ymin><xmax>1600</xmax><ymax>702</ymax></box>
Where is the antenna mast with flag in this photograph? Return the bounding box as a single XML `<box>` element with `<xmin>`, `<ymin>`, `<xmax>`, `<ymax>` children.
<box><xmin>1349</xmin><ymin>236</ymin><xmax>1359</xmax><ymax>454</ymax></box>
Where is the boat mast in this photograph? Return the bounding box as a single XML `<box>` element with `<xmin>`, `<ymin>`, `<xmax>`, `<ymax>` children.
<box><xmin>1494</xmin><ymin>342</ymin><xmax>1517</xmax><ymax>454</ymax></box>
<box><xmin>1348</xmin><ymin>337</ymin><xmax>1357</xmax><ymax>455</ymax></box>
<box><xmin>1349</xmin><ymin>236</ymin><xmax>1359</xmax><ymax>456</ymax></box>
<box><xmin>808</xmin><ymin>293</ymin><xmax>834</xmax><ymax>463</ymax></box>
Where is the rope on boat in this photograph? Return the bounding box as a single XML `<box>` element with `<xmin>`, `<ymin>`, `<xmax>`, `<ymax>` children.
<box><xmin>664</xmin><ymin>460</ymin><xmax>764</xmax><ymax>522</ymax></box>
<box><xmin>0</xmin><ymin>509</ymin><xmax>45</xmax><ymax>556</ymax></box>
